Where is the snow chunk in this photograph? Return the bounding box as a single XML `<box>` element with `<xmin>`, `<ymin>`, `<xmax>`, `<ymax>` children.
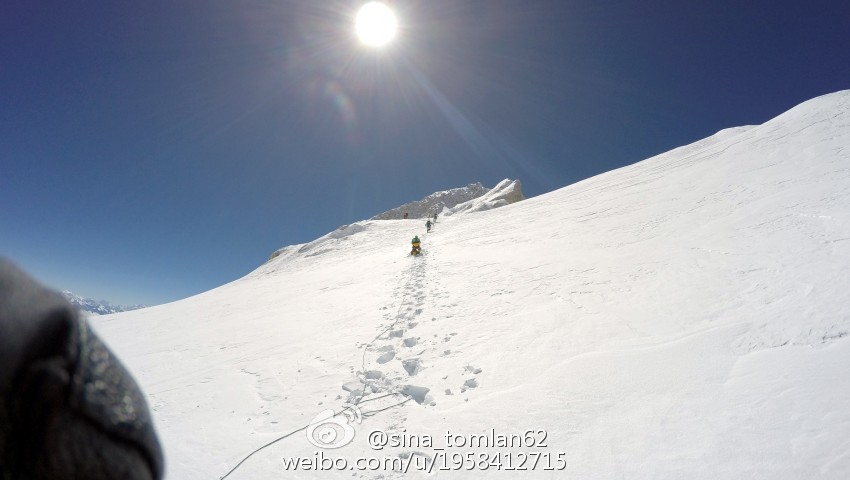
<box><xmin>401</xmin><ymin>385</ymin><xmax>431</xmax><ymax>404</ymax></box>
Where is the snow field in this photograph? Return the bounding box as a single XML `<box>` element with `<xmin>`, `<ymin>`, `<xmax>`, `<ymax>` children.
<box><xmin>94</xmin><ymin>91</ymin><xmax>850</xmax><ymax>479</ymax></box>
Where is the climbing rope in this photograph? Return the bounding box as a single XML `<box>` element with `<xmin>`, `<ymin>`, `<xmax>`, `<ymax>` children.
<box><xmin>219</xmin><ymin>392</ymin><xmax>409</xmax><ymax>479</ymax></box>
<box><xmin>221</xmin><ymin>255</ymin><xmax>425</xmax><ymax>479</ymax></box>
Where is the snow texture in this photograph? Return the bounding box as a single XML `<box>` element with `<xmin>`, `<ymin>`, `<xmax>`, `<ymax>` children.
<box><xmin>92</xmin><ymin>90</ymin><xmax>850</xmax><ymax>480</ymax></box>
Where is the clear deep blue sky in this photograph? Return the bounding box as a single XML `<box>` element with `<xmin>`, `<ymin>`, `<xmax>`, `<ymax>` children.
<box><xmin>2</xmin><ymin>0</ymin><xmax>848</xmax><ymax>306</ymax></box>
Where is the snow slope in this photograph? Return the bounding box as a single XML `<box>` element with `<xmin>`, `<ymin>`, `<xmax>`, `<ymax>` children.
<box><xmin>92</xmin><ymin>90</ymin><xmax>850</xmax><ymax>479</ymax></box>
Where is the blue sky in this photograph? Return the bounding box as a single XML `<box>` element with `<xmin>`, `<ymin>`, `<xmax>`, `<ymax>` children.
<box><xmin>2</xmin><ymin>0</ymin><xmax>848</xmax><ymax>306</ymax></box>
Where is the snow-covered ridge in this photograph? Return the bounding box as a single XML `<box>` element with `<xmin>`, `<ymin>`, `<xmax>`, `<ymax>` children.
<box><xmin>62</xmin><ymin>290</ymin><xmax>146</xmax><ymax>316</ymax></box>
<box><xmin>444</xmin><ymin>178</ymin><xmax>524</xmax><ymax>216</ymax></box>
<box><xmin>267</xmin><ymin>222</ymin><xmax>373</xmax><ymax>263</ymax></box>
<box><xmin>268</xmin><ymin>180</ymin><xmax>524</xmax><ymax>263</ymax></box>
<box><xmin>369</xmin><ymin>182</ymin><xmax>489</xmax><ymax>220</ymax></box>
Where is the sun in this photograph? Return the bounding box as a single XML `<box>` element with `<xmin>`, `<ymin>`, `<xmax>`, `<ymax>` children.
<box><xmin>355</xmin><ymin>2</ymin><xmax>398</xmax><ymax>47</ymax></box>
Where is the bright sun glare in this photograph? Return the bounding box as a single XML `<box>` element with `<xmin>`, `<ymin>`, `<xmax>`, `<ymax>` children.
<box><xmin>355</xmin><ymin>2</ymin><xmax>397</xmax><ymax>47</ymax></box>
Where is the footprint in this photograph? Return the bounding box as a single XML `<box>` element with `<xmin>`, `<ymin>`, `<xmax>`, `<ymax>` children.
<box><xmin>403</xmin><ymin>337</ymin><xmax>418</xmax><ymax>348</ymax></box>
<box><xmin>402</xmin><ymin>358</ymin><xmax>421</xmax><ymax>376</ymax></box>
<box><xmin>401</xmin><ymin>385</ymin><xmax>431</xmax><ymax>404</ymax></box>
<box><xmin>377</xmin><ymin>351</ymin><xmax>396</xmax><ymax>364</ymax></box>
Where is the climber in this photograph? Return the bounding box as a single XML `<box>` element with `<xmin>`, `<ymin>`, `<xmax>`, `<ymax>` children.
<box><xmin>426</xmin><ymin>219</ymin><xmax>432</xmax><ymax>232</ymax></box>
<box><xmin>411</xmin><ymin>236</ymin><xmax>421</xmax><ymax>256</ymax></box>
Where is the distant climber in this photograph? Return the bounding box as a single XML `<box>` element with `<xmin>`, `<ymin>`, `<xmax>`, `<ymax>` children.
<box><xmin>433</xmin><ymin>213</ymin><xmax>438</xmax><ymax>223</ymax></box>
<box><xmin>411</xmin><ymin>236</ymin><xmax>421</xmax><ymax>256</ymax></box>
<box><xmin>426</xmin><ymin>220</ymin><xmax>432</xmax><ymax>232</ymax></box>
<box><xmin>403</xmin><ymin>212</ymin><xmax>409</xmax><ymax>219</ymax></box>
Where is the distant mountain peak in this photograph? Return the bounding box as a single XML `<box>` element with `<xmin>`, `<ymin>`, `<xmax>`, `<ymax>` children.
<box><xmin>61</xmin><ymin>290</ymin><xmax>146</xmax><ymax>316</ymax></box>
<box><xmin>443</xmin><ymin>179</ymin><xmax>525</xmax><ymax>216</ymax></box>
<box><xmin>370</xmin><ymin>182</ymin><xmax>489</xmax><ymax>220</ymax></box>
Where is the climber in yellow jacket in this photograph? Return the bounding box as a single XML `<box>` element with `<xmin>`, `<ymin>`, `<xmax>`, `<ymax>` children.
<box><xmin>411</xmin><ymin>236</ymin><xmax>421</xmax><ymax>256</ymax></box>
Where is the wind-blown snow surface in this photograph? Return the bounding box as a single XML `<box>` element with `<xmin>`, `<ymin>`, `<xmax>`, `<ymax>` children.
<box><xmin>93</xmin><ymin>91</ymin><xmax>850</xmax><ymax>479</ymax></box>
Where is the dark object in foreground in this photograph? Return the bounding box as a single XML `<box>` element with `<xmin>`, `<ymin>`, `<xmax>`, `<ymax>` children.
<box><xmin>0</xmin><ymin>259</ymin><xmax>163</xmax><ymax>480</ymax></box>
